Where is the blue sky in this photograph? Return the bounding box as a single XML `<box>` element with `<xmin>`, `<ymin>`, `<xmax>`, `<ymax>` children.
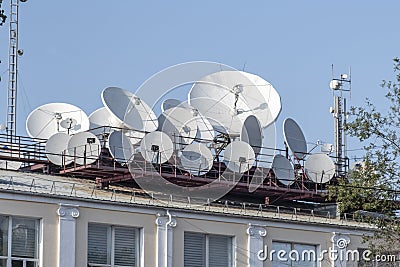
<box><xmin>0</xmin><ymin>1</ymin><xmax>399</xmax><ymax>161</ymax></box>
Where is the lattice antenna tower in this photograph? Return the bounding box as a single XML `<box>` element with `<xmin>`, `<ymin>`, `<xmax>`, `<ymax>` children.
<box><xmin>6</xmin><ymin>0</ymin><xmax>27</xmax><ymax>142</ymax></box>
<box><xmin>329</xmin><ymin>65</ymin><xmax>351</xmax><ymax>177</ymax></box>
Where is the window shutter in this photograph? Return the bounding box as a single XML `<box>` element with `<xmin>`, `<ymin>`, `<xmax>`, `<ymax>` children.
<box><xmin>88</xmin><ymin>224</ymin><xmax>110</xmax><ymax>265</ymax></box>
<box><xmin>208</xmin><ymin>235</ymin><xmax>231</xmax><ymax>267</ymax></box>
<box><xmin>11</xmin><ymin>218</ymin><xmax>37</xmax><ymax>258</ymax></box>
<box><xmin>0</xmin><ymin>216</ymin><xmax>9</xmax><ymax>257</ymax></box>
<box><xmin>114</xmin><ymin>226</ymin><xmax>137</xmax><ymax>267</ymax></box>
<box><xmin>184</xmin><ymin>232</ymin><xmax>206</xmax><ymax>267</ymax></box>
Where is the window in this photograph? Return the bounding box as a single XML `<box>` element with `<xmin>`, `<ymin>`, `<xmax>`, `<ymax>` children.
<box><xmin>184</xmin><ymin>232</ymin><xmax>233</xmax><ymax>267</ymax></box>
<box><xmin>272</xmin><ymin>241</ymin><xmax>317</xmax><ymax>267</ymax></box>
<box><xmin>0</xmin><ymin>215</ymin><xmax>40</xmax><ymax>267</ymax></box>
<box><xmin>87</xmin><ymin>223</ymin><xmax>140</xmax><ymax>267</ymax></box>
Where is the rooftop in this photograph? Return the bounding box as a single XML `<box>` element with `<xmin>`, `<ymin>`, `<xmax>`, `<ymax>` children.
<box><xmin>0</xmin><ymin>169</ymin><xmax>372</xmax><ymax>231</ymax></box>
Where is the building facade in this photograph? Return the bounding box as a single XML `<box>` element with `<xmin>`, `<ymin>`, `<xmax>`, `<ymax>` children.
<box><xmin>0</xmin><ymin>169</ymin><xmax>373</xmax><ymax>267</ymax></box>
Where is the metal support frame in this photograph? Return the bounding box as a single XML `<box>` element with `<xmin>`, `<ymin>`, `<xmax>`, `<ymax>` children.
<box><xmin>6</xmin><ymin>0</ymin><xmax>19</xmax><ymax>143</ymax></box>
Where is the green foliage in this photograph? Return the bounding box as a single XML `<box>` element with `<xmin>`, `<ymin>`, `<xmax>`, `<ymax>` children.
<box><xmin>328</xmin><ymin>58</ymin><xmax>400</xmax><ymax>252</ymax></box>
<box><xmin>0</xmin><ymin>0</ymin><xmax>6</xmax><ymax>26</ymax></box>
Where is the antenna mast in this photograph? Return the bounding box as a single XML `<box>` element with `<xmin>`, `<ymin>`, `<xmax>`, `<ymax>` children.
<box><xmin>329</xmin><ymin>67</ymin><xmax>351</xmax><ymax>177</ymax></box>
<box><xmin>6</xmin><ymin>0</ymin><xmax>22</xmax><ymax>142</ymax></box>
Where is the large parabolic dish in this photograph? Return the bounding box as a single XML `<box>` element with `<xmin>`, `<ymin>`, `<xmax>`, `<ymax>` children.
<box><xmin>89</xmin><ymin>107</ymin><xmax>124</xmax><ymax>135</ymax></box>
<box><xmin>107</xmin><ymin>130</ymin><xmax>134</xmax><ymax>164</ymax></box>
<box><xmin>26</xmin><ymin>103</ymin><xmax>90</xmax><ymax>139</ymax></box>
<box><xmin>283</xmin><ymin>118</ymin><xmax>307</xmax><ymax>159</ymax></box>
<box><xmin>45</xmin><ymin>132</ymin><xmax>73</xmax><ymax>166</ymax></box>
<box><xmin>161</xmin><ymin>99</ymin><xmax>215</xmax><ymax>141</ymax></box>
<box><xmin>157</xmin><ymin>106</ymin><xmax>198</xmax><ymax>145</ymax></box>
<box><xmin>179</xmin><ymin>143</ymin><xmax>213</xmax><ymax>176</ymax></box>
<box><xmin>272</xmin><ymin>154</ymin><xmax>295</xmax><ymax>186</ymax></box>
<box><xmin>101</xmin><ymin>87</ymin><xmax>158</xmax><ymax>132</ymax></box>
<box><xmin>67</xmin><ymin>132</ymin><xmax>101</xmax><ymax>165</ymax></box>
<box><xmin>189</xmin><ymin>70</ymin><xmax>281</xmax><ymax>135</ymax></box>
<box><xmin>223</xmin><ymin>140</ymin><xmax>255</xmax><ymax>173</ymax></box>
<box><xmin>140</xmin><ymin>131</ymin><xmax>173</xmax><ymax>164</ymax></box>
<box><xmin>241</xmin><ymin>115</ymin><xmax>262</xmax><ymax>157</ymax></box>
<box><xmin>304</xmin><ymin>153</ymin><xmax>335</xmax><ymax>184</ymax></box>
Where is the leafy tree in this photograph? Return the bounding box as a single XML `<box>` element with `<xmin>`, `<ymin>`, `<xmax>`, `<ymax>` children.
<box><xmin>0</xmin><ymin>0</ymin><xmax>6</xmax><ymax>26</ymax></box>
<box><xmin>328</xmin><ymin>58</ymin><xmax>400</xmax><ymax>253</ymax></box>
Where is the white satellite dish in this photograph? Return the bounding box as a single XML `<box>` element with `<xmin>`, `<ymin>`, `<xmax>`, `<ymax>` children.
<box><xmin>189</xmin><ymin>70</ymin><xmax>280</xmax><ymax>135</ymax></box>
<box><xmin>0</xmin><ymin>159</ymin><xmax>22</xmax><ymax>170</ymax></box>
<box><xmin>124</xmin><ymin>129</ymin><xmax>146</xmax><ymax>145</ymax></box>
<box><xmin>106</xmin><ymin>130</ymin><xmax>134</xmax><ymax>165</ymax></box>
<box><xmin>140</xmin><ymin>131</ymin><xmax>173</xmax><ymax>164</ymax></box>
<box><xmin>0</xmin><ymin>144</ymin><xmax>22</xmax><ymax>170</ymax></box>
<box><xmin>241</xmin><ymin>71</ymin><xmax>281</xmax><ymax>126</ymax></box>
<box><xmin>257</xmin><ymin>123</ymin><xmax>276</xmax><ymax>169</ymax></box>
<box><xmin>161</xmin><ymin>99</ymin><xmax>215</xmax><ymax>142</ymax></box>
<box><xmin>45</xmin><ymin>133</ymin><xmax>73</xmax><ymax>166</ymax></box>
<box><xmin>67</xmin><ymin>132</ymin><xmax>101</xmax><ymax>165</ymax></box>
<box><xmin>223</xmin><ymin>140</ymin><xmax>255</xmax><ymax>173</ymax></box>
<box><xmin>161</xmin><ymin>98</ymin><xmax>182</xmax><ymax>112</ymax></box>
<box><xmin>241</xmin><ymin>115</ymin><xmax>262</xmax><ymax>156</ymax></box>
<box><xmin>271</xmin><ymin>154</ymin><xmax>295</xmax><ymax>186</ymax></box>
<box><xmin>304</xmin><ymin>153</ymin><xmax>335</xmax><ymax>184</ymax></box>
<box><xmin>158</xmin><ymin>106</ymin><xmax>198</xmax><ymax>145</ymax></box>
<box><xmin>101</xmin><ymin>87</ymin><xmax>158</xmax><ymax>132</ymax></box>
<box><xmin>26</xmin><ymin>103</ymin><xmax>90</xmax><ymax>139</ymax></box>
<box><xmin>179</xmin><ymin>143</ymin><xmax>213</xmax><ymax>176</ymax></box>
<box><xmin>89</xmin><ymin>107</ymin><xmax>124</xmax><ymax>135</ymax></box>
<box><xmin>283</xmin><ymin>118</ymin><xmax>307</xmax><ymax>159</ymax></box>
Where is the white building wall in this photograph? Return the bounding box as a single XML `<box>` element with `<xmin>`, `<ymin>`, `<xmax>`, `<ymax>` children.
<box><xmin>0</xmin><ymin>191</ymin><xmax>369</xmax><ymax>267</ymax></box>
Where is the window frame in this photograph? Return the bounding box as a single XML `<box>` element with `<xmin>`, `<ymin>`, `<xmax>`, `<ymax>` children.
<box><xmin>184</xmin><ymin>231</ymin><xmax>235</xmax><ymax>267</ymax></box>
<box><xmin>0</xmin><ymin>215</ymin><xmax>40</xmax><ymax>267</ymax></box>
<box><xmin>87</xmin><ymin>223</ymin><xmax>141</xmax><ymax>267</ymax></box>
<box><xmin>271</xmin><ymin>240</ymin><xmax>318</xmax><ymax>267</ymax></box>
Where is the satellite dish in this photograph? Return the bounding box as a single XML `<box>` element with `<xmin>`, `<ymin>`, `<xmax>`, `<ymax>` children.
<box><xmin>158</xmin><ymin>106</ymin><xmax>198</xmax><ymax>145</ymax></box>
<box><xmin>26</xmin><ymin>103</ymin><xmax>90</xmax><ymax>139</ymax></box>
<box><xmin>241</xmin><ymin>71</ymin><xmax>281</xmax><ymax>126</ymax></box>
<box><xmin>223</xmin><ymin>140</ymin><xmax>255</xmax><ymax>173</ymax></box>
<box><xmin>271</xmin><ymin>154</ymin><xmax>295</xmax><ymax>186</ymax></box>
<box><xmin>124</xmin><ymin>129</ymin><xmax>146</xmax><ymax>145</ymax></box>
<box><xmin>189</xmin><ymin>70</ymin><xmax>280</xmax><ymax>135</ymax></box>
<box><xmin>257</xmin><ymin>123</ymin><xmax>276</xmax><ymax>169</ymax></box>
<box><xmin>241</xmin><ymin>115</ymin><xmax>262</xmax><ymax>156</ymax></box>
<box><xmin>0</xmin><ymin>145</ymin><xmax>22</xmax><ymax>170</ymax></box>
<box><xmin>0</xmin><ymin>159</ymin><xmax>22</xmax><ymax>170</ymax></box>
<box><xmin>179</xmin><ymin>143</ymin><xmax>213</xmax><ymax>176</ymax></box>
<box><xmin>60</xmin><ymin>118</ymin><xmax>77</xmax><ymax>131</ymax></box>
<box><xmin>161</xmin><ymin>99</ymin><xmax>182</xmax><ymax>112</ymax></box>
<box><xmin>45</xmin><ymin>133</ymin><xmax>73</xmax><ymax>166</ymax></box>
<box><xmin>101</xmin><ymin>87</ymin><xmax>158</xmax><ymax>132</ymax></box>
<box><xmin>0</xmin><ymin>123</ymin><xmax>6</xmax><ymax>131</ymax></box>
<box><xmin>304</xmin><ymin>153</ymin><xmax>335</xmax><ymax>183</ymax></box>
<box><xmin>67</xmin><ymin>132</ymin><xmax>101</xmax><ymax>165</ymax></box>
<box><xmin>283</xmin><ymin>118</ymin><xmax>307</xmax><ymax>159</ymax></box>
<box><xmin>161</xmin><ymin>100</ymin><xmax>215</xmax><ymax>142</ymax></box>
<box><xmin>106</xmin><ymin>130</ymin><xmax>134</xmax><ymax>165</ymax></box>
<box><xmin>140</xmin><ymin>131</ymin><xmax>173</xmax><ymax>164</ymax></box>
<box><xmin>89</xmin><ymin>107</ymin><xmax>124</xmax><ymax>135</ymax></box>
